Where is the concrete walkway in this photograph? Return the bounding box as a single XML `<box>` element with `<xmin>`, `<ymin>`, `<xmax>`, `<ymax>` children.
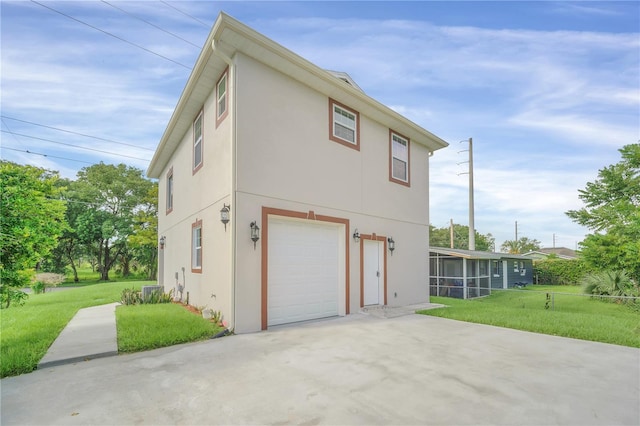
<box><xmin>38</xmin><ymin>302</ymin><xmax>120</xmax><ymax>369</ymax></box>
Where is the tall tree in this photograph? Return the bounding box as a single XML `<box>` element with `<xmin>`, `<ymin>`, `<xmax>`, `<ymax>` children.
<box><xmin>73</xmin><ymin>163</ymin><xmax>154</xmax><ymax>281</ymax></box>
<box><xmin>0</xmin><ymin>161</ymin><xmax>67</xmax><ymax>307</ymax></box>
<box><xmin>52</xmin><ymin>179</ymin><xmax>89</xmax><ymax>282</ymax></box>
<box><xmin>430</xmin><ymin>224</ymin><xmax>495</xmax><ymax>251</ymax></box>
<box><xmin>500</xmin><ymin>237</ymin><xmax>541</xmax><ymax>254</ymax></box>
<box><xmin>128</xmin><ymin>184</ymin><xmax>159</xmax><ymax>280</ymax></box>
<box><xmin>566</xmin><ymin>143</ymin><xmax>640</xmax><ymax>281</ymax></box>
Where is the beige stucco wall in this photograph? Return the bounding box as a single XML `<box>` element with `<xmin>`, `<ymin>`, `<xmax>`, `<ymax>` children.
<box><xmin>232</xmin><ymin>53</ymin><xmax>431</xmax><ymax>332</ymax></box>
<box><xmin>157</xmin><ymin>65</ymin><xmax>234</xmax><ymax>324</ymax></box>
<box><xmin>156</xmin><ymin>50</ymin><xmax>434</xmax><ymax>333</ymax></box>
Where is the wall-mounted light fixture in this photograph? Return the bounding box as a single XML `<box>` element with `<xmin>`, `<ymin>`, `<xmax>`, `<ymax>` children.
<box><xmin>353</xmin><ymin>228</ymin><xmax>360</xmax><ymax>243</ymax></box>
<box><xmin>388</xmin><ymin>237</ymin><xmax>395</xmax><ymax>255</ymax></box>
<box><xmin>220</xmin><ymin>204</ymin><xmax>230</xmax><ymax>230</ymax></box>
<box><xmin>159</xmin><ymin>236</ymin><xmax>166</xmax><ymax>249</ymax></box>
<box><xmin>250</xmin><ymin>221</ymin><xmax>260</xmax><ymax>249</ymax></box>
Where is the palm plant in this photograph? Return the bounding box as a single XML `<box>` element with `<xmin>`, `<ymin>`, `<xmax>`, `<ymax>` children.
<box><xmin>581</xmin><ymin>270</ymin><xmax>639</xmax><ymax>301</ymax></box>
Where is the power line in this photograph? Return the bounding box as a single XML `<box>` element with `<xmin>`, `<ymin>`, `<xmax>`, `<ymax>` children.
<box><xmin>1</xmin><ymin>117</ymin><xmax>30</xmax><ymax>151</ymax></box>
<box><xmin>161</xmin><ymin>1</ymin><xmax>210</xmax><ymax>28</ymax></box>
<box><xmin>1</xmin><ymin>116</ymin><xmax>155</xmax><ymax>151</ymax></box>
<box><xmin>1</xmin><ymin>130</ymin><xmax>151</xmax><ymax>162</ymax></box>
<box><xmin>1</xmin><ymin>146</ymin><xmax>95</xmax><ymax>164</ymax></box>
<box><xmin>30</xmin><ymin>0</ymin><xmax>191</xmax><ymax>69</ymax></box>
<box><xmin>101</xmin><ymin>1</ymin><xmax>201</xmax><ymax>49</ymax></box>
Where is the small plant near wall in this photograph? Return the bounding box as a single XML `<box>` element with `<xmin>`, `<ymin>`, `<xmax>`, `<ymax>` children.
<box><xmin>200</xmin><ymin>308</ymin><xmax>229</xmax><ymax>332</ymax></box>
<box><xmin>121</xmin><ymin>288</ymin><xmax>142</xmax><ymax>305</ymax></box>
<box><xmin>121</xmin><ymin>288</ymin><xmax>174</xmax><ymax>305</ymax></box>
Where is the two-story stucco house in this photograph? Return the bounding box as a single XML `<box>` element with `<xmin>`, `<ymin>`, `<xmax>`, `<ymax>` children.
<box><xmin>147</xmin><ymin>12</ymin><xmax>448</xmax><ymax>333</ymax></box>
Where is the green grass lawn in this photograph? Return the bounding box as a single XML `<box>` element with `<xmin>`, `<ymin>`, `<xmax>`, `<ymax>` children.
<box><xmin>420</xmin><ymin>285</ymin><xmax>640</xmax><ymax>348</ymax></box>
<box><xmin>117</xmin><ymin>304</ymin><xmax>222</xmax><ymax>352</ymax></box>
<box><xmin>0</xmin><ymin>282</ymin><xmax>222</xmax><ymax>378</ymax></box>
<box><xmin>60</xmin><ymin>266</ymin><xmax>152</xmax><ymax>286</ymax></box>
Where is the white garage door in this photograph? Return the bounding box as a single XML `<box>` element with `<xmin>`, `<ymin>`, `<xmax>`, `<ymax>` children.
<box><xmin>268</xmin><ymin>218</ymin><xmax>341</xmax><ymax>326</ymax></box>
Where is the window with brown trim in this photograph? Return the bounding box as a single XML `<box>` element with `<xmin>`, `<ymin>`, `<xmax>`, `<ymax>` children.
<box><xmin>215</xmin><ymin>68</ymin><xmax>229</xmax><ymax>127</ymax></box>
<box><xmin>193</xmin><ymin>111</ymin><xmax>203</xmax><ymax>174</ymax></box>
<box><xmin>389</xmin><ymin>130</ymin><xmax>410</xmax><ymax>186</ymax></box>
<box><xmin>191</xmin><ymin>219</ymin><xmax>202</xmax><ymax>273</ymax></box>
<box><xmin>329</xmin><ymin>98</ymin><xmax>360</xmax><ymax>150</ymax></box>
<box><xmin>166</xmin><ymin>167</ymin><xmax>174</xmax><ymax>214</ymax></box>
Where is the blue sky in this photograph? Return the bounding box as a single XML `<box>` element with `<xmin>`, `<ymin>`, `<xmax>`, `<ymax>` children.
<box><xmin>2</xmin><ymin>1</ymin><xmax>638</xmax><ymax>250</ymax></box>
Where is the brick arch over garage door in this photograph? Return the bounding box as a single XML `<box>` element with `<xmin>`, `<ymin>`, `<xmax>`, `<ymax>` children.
<box><xmin>261</xmin><ymin>207</ymin><xmax>350</xmax><ymax>330</ymax></box>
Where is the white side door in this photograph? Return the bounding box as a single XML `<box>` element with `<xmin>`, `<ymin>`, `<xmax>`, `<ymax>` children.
<box><xmin>363</xmin><ymin>239</ymin><xmax>384</xmax><ymax>306</ymax></box>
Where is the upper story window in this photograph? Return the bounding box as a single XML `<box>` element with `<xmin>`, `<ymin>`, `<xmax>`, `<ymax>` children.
<box><xmin>166</xmin><ymin>167</ymin><xmax>174</xmax><ymax>214</ymax></box>
<box><xmin>389</xmin><ymin>130</ymin><xmax>410</xmax><ymax>186</ymax></box>
<box><xmin>192</xmin><ymin>219</ymin><xmax>202</xmax><ymax>273</ymax></box>
<box><xmin>329</xmin><ymin>98</ymin><xmax>360</xmax><ymax>150</ymax></box>
<box><xmin>216</xmin><ymin>68</ymin><xmax>229</xmax><ymax>127</ymax></box>
<box><xmin>193</xmin><ymin>111</ymin><xmax>203</xmax><ymax>174</ymax></box>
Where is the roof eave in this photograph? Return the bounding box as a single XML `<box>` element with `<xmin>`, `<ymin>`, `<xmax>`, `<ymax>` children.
<box><xmin>147</xmin><ymin>12</ymin><xmax>449</xmax><ymax>178</ymax></box>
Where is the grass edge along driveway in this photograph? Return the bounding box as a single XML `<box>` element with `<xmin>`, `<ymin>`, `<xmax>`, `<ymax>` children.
<box><xmin>419</xmin><ymin>285</ymin><xmax>640</xmax><ymax>348</ymax></box>
<box><xmin>0</xmin><ymin>282</ymin><xmax>221</xmax><ymax>378</ymax></box>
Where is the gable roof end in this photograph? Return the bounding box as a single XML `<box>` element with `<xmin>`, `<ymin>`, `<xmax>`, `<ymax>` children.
<box><xmin>147</xmin><ymin>12</ymin><xmax>449</xmax><ymax>178</ymax></box>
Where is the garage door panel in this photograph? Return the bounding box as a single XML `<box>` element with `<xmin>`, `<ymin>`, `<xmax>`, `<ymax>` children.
<box><xmin>268</xmin><ymin>218</ymin><xmax>341</xmax><ymax>327</ymax></box>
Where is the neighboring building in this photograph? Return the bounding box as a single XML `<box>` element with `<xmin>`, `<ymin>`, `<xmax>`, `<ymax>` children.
<box><xmin>429</xmin><ymin>247</ymin><xmax>533</xmax><ymax>299</ymax></box>
<box><xmin>147</xmin><ymin>13</ymin><xmax>448</xmax><ymax>333</ymax></box>
<box><xmin>523</xmin><ymin>247</ymin><xmax>578</xmax><ymax>260</ymax></box>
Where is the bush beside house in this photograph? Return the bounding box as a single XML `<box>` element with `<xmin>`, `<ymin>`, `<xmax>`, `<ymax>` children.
<box><xmin>533</xmin><ymin>259</ymin><xmax>593</xmax><ymax>286</ymax></box>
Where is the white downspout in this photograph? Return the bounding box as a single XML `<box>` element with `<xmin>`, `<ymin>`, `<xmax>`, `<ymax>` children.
<box><xmin>212</xmin><ymin>39</ymin><xmax>237</xmax><ymax>330</ymax></box>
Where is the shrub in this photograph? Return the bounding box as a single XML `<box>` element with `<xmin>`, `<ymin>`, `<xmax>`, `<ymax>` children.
<box><xmin>30</xmin><ymin>282</ymin><xmax>46</xmax><ymax>294</ymax></box>
<box><xmin>121</xmin><ymin>288</ymin><xmax>143</xmax><ymax>305</ymax></box>
<box><xmin>582</xmin><ymin>270</ymin><xmax>639</xmax><ymax>304</ymax></box>
<box><xmin>534</xmin><ymin>259</ymin><xmax>592</xmax><ymax>286</ymax></box>
<box><xmin>33</xmin><ymin>273</ymin><xmax>65</xmax><ymax>293</ymax></box>
<box><xmin>143</xmin><ymin>288</ymin><xmax>173</xmax><ymax>304</ymax></box>
<box><xmin>120</xmin><ymin>288</ymin><xmax>173</xmax><ymax>305</ymax></box>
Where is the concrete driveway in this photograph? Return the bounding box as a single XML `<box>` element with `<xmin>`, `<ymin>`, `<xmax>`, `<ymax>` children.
<box><xmin>1</xmin><ymin>313</ymin><xmax>638</xmax><ymax>425</ymax></box>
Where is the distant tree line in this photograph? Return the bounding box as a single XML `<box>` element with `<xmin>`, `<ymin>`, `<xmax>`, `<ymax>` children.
<box><xmin>429</xmin><ymin>223</ymin><xmax>542</xmax><ymax>254</ymax></box>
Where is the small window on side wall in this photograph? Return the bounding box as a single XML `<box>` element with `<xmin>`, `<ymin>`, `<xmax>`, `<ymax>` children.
<box><xmin>216</xmin><ymin>68</ymin><xmax>228</xmax><ymax>127</ymax></box>
<box><xmin>492</xmin><ymin>260</ymin><xmax>500</xmax><ymax>276</ymax></box>
<box><xmin>329</xmin><ymin>98</ymin><xmax>360</xmax><ymax>150</ymax></box>
<box><xmin>192</xmin><ymin>219</ymin><xmax>202</xmax><ymax>273</ymax></box>
<box><xmin>166</xmin><ymin>167</ymin><xmax>174</xmax><ymax>214</ymax></box>
<box><xmin>389</xmin><ymin>130</ymin><xmax>410</xmax><ymax>186</ymax></box>
<box><xmin>193</xmin><ymin>111</ymin><xmax>203</xmax><ymax>173</ymax></box>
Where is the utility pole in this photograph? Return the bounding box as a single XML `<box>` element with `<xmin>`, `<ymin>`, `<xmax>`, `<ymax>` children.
<box><xmin>553</xmin><ymin>233</ymin><xmax>556</xmax><ymax>248</ymax></box>
<box><xmin>450</xmin><ymin>218</ymin><xmax>454</xmax><ymax>249</ymax></box>
<box><xmin>468</xmin><ymin>138</ymin><xmax>475</xmax><ymax>251</ymax></box>
<box><xmin>457</xmin><ymin>138</ymin><xmax>475</xmax><ymax>250</ymax></box>
<box><xmin>515</xmin><ymin>221</ymin><xmax>518</xmax><ymax>241</ymax></box>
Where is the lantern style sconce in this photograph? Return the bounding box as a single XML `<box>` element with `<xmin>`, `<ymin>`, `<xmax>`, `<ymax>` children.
<box><xmin>250</xmin><ymin>221</ymin><xmax>260</xmax><ymax>249</ymax></box>
<box><xmin>353</xmin><ymin>229</ymin><xmax>360</xmax><ymax>243</ymax></box>
<box><xmin>159</xmin><ymin>236</ymin><xmax>166</xmax><ymax>249</ymax></box>
<box><xmin>388</xmin><ymin>237</ymin><xmax>395</xmax><ymax>255</ymax></box>
<box><xmin>220</xmin><ymin>204</ymin><xmax>230</xmax><ymax>231</ymax></box>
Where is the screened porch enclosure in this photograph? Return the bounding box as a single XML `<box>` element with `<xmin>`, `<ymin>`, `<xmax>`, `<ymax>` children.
<box><xmin>429</xmin><ymin>253</ymin><xmax>491</xmax><ymax>299</ymax></box>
